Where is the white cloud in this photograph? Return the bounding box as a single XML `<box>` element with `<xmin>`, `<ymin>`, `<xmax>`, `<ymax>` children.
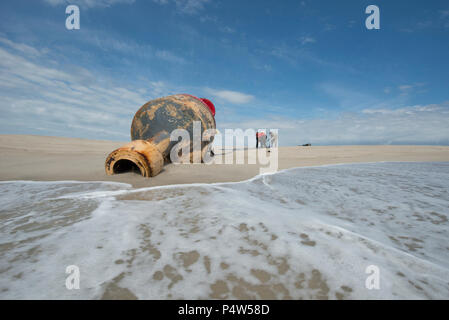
<box><xmin>0</xmin><ymin>38</ymin><xmax>44</xmax><ymax>57</ymax></box>
<box><xmin>399</xmin><ymin>85</ymin><xmax>413</xmax><ymax>91</ymax></box>
<box><xmin>324</xmin><ymin>23</ymin><xmax>336</xmax><ymax>31</ymax></box>
<box><xmin>74</xmin><ymin>29</ymin><xmax>187</xmax><ymax>65</ymax></box>
<box><xmin>153</xmin><ymin>0</ymin><xmax>210</xmax><ymax>14</ymax></box>
<box><xmin>320</xmin><ymin>82</ymin><xmax>373</xmax><ymax>109</ymax></box>
<box><xmin>220</xmin><ymin>26</ymin><xmax>235</xmax><ymax>34</ymax></box>
<box><xmin>155</xmin><ymin>50</ymin><xmax>186</xmax><ymax>64</ymax></box>
<box><xmin>0</xmin><ymin>38</ymin><xmax>170</xmax><ymax>140</ymax></box>
<box><xmin>199</xmin><ymin>15</ymin><xmax>217</xmax><ymax>23</ymax></box>
<box><xmin>270</xmin><ymin>45</ymin><xmax>353</xmax><ymax>72</ymax></box>
<box><xmin>300</xmin><ymin>36</ymin><xmax>316</xmax><ymax>45</ymax></box>
<box><xmin>398</xmin><ymin>83</ymin><xmax>426</xmax><ymax>95</ymax></box>
<box><xmin>43</xmin><ymin>0</ymin><xmax>135</xmax><ymax>8</ymax></box>
<box><xmin>174</xmin><ymin>0</ymin><xmax>210</xmax><ymax>14</ymax></box>
<box><xmin>362</xmin><ymin>104</ymin><xmax>441</xmax><ymax>115</ymax></box>
<box><xmin>252</xmin><ymin>63</ymin><xmax>272</xmax><ymax>72</ymax></box>
<box><xmin>400</xmin><ymin>11</ymin><xmax>449</xmax><ymax>31</ymax></box>
<box><xmin>204</xmin><ymin>88</ymin><xmax>254</xmax><ymax>105</ymax></box>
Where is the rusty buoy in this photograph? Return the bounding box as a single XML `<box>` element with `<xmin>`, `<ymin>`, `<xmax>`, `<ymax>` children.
<box><xmin>105</xmin><ymin>94</ymin><xmax>216</xmax><ymax>177</ymax></box>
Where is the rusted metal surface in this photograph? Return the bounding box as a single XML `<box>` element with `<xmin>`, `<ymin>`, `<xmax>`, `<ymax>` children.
<box><xmin>105</xmin><ymin>94</ymin><xmax>216</xmax><ymax>178</ymax></box>
<box><xmin>131</xmin><ymin>94</ymin><xmax>216</xmax><ymax>160</ymax></box>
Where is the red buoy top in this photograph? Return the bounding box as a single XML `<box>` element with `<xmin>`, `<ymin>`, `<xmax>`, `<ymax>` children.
<box><xmin>182</xmin><ymin>94</ymin><xmax>216</xmax><ymax>117</ymax></box>
<box><xmin>200</xmin><ymin>98</ymin><xmax>216</xmax><ymax>117</ymax></box>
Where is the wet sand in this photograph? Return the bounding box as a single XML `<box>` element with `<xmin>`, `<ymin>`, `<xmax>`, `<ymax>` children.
<box><xmin>1</xmin><ymin>134</ymin><xmax>449</xmax><ymax>188</ymax></box>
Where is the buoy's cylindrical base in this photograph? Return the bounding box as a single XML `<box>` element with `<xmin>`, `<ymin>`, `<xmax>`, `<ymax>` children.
<box><xmin>105</xmin><ymin>140</ymin><xmax>164</xmax><ymax>177</ymax></box>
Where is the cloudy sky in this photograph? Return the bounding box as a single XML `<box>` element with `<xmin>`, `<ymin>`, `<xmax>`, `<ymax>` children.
<box><xmin>0</xmin><ymin>0</ymin><xmax>448</xmax><ymax>145</ymax></box>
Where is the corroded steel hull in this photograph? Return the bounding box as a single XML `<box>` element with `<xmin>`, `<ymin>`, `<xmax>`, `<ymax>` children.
<box><xmin>105</xmin><ymin>94</ymin><xmax>216</xmax><ymax>178</ymax></box>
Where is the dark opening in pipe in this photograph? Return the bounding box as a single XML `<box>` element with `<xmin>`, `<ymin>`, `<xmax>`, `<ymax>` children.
<box><xmin>113</xmin><ymin>159</ymin><xmax>140</xmax><ymax>175</ymax></box>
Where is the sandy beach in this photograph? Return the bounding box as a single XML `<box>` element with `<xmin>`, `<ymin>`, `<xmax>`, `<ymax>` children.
<box><xmin>1</xmin><ymin>134</ymin><xmax>449</xmax><ymax>187</ymax></box>
<box><xmin>2</xmin><ymin>134</ymin><xmax>449</xmax><ymax>299</ymax></box>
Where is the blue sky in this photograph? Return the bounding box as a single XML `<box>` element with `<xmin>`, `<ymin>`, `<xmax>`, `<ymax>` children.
<box><xmin>0</xmin><ymin>0</ymin><xmax>448</xmax><ymax>145</ymax></box>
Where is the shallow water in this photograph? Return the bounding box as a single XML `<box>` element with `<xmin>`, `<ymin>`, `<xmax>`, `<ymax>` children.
<box><xmin>0</xmin><ymin>162</ymin><xmax>448</xmax><ymax>299</ymax></box>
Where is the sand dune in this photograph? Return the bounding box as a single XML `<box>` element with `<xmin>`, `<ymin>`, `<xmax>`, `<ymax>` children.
<box><xmin>1</xmin><ymin>134</ymin><xmax>449</xmax><ymax>188</ymax></box>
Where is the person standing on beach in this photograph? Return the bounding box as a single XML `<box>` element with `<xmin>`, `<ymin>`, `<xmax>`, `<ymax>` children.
<box><xmin>269</xmin><ymin>130</ymin><xmax>278</xmax><ymax>148</ymax></box>
<box><xmin>256</xmin><ymin>130</ymin><xmax>268</xmax><ymax>148</ymax></box>
<box><xmin>256</xmin><ymin>131</ymin><xmax>265</xmax><ymax>148</ymax></box>
<box><xmin>256</xmin><ymin>131</ymin><xmax>259</xmax><ymax>149</ymax></box>
<box><xmin>259</xmin><ymin>131</ymin><xmax>267</xmax><ymax>148</ymax></box>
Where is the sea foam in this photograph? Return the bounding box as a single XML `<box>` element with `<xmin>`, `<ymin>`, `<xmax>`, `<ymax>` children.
<box><xmin>0</xmin><ymin>162</ymin><xmax>448</xmax><ymax>299</ymax></box>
